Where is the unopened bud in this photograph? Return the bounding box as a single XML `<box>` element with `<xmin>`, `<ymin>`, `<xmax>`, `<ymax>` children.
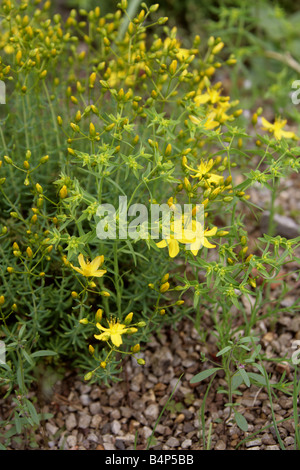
<box><xmin>160</xmin><ymin>282</ymin><xmax>170</xmax><ymax>293</ymax></box>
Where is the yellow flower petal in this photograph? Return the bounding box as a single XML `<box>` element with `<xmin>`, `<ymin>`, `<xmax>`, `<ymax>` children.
<box><xmin>205</xmin><ymin>226</ymin><xmax>218</xmax><ymax>237</ymax></box>
<box><xmin>78</xmin><ymin>253</ymin><xmax>86</xmax><ymax>270</ymax></box>
<box><xmin>89</xmin><ymin>255</ymin><xmax>104</xmax><ymax>270</ymax></box>
<box><xmin>261</xmin><ymin>117</ymin><xmax>273</xmax><ymax>129</ymax></box>
<box><xmin>156</xmin><ymin>240</ymin><xmax>167</xmax><ymax>248</ymax></box>
<box><xmin>203</xmin><ymin>238</ymin><xmax>216</xmax><ymax>249</ymax></box>
<box><xmin>92</xmin><ymin>269</ymin><xmax>107</xmax><ymax>278</ymax></box>
<box><xmin>111</xmin><ymin>333</ymin><xmax>123</xmax><ymax>347</ymax></box>
<box><xmin>168</xmin><ymin>239</ymin><xmax>179</xmax><ymax>258</ymax></box>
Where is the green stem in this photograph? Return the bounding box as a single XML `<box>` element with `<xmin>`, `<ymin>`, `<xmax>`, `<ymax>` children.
<box><xmin>43</xmin><ymin>81</ymin><xmax>64</xmax><ymax>165</ymax></box>
<box><xmin>113</xmin><ymin>242</ymin><xmax>122</xmax><ymax>318</ymax></box>
<box><xmin>117</xmin><ymin>0</ymin><xmax>143</xmax><ymax>42</ymax></box>
<box><xmin>0</xmin><ymin>125</ymin><xmax>18</xmax><ymax>194</ymax></box>
<box><xmin>268</xmin><ymin>177</ymin><xmax>279</xmax><ymax>236</ymax></box>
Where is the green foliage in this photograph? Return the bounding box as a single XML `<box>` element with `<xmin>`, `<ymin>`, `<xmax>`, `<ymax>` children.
<box><xmin>0</xmin><ymin>0</ymin><xmax>299</xmax><ymax>450</ymax></box>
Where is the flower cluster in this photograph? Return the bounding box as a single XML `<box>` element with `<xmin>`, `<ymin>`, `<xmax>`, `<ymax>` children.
<box><xmin>0</xmin><ymin>0</ymin><xmax>299</xmax><ymax>397</ymax></box>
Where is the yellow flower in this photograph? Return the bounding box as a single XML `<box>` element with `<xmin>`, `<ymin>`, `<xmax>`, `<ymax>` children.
<box><xmin>176</xmin><ymin>48</ymin><xmax>190</xmax><ymax>61</ymax></box>
<box><xmin>185</xmin><ymin>222</ymin><xmax>218</xmax><ymax>255</ymax></box>
<box><xmin>183</xmin><ymin>157</ymin><xmax>223</xmax><ymax>186</ymax></box>
<box><xmin>261</xmin><ymin>117</ymin><xmax>297</xmax><ymax>140</ymax></box>
<box><xmin>71</xmin><ymin>253</ymin><xmax>106</xmax><ymax>278</ymax></box>
<box><xmin>156</xmin><ymin>217</ymin><xmax>218</xmax><ymax>258</ymax></box>
<box><xmin>189</xmin><ymin>113</ymin><xmax>219</xmax><ymax>130</ymax></box>
<box><xmin>94</xmin><ymin>317</ymin><xmax>137</xmax><ymax>347</ymax></box>
<box><xmin>194</xmin><ymin>87</ymin><xmax>228</xmax><ymax>106</ymax></box>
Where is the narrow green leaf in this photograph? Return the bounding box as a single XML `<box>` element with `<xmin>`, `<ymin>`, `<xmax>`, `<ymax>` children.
<box><xmin>190</xmin><ymin>367</ymin><xmax>221</xmax><ymax>384</ymax></box>
<box><xmin>231</xmin><ymin>372</ymin><xmax>244</xmax><ymax>390</ymax></box>
<box><xmin>216</xmin><ymin>346</ymin><xmax>232</xmax><ymax>357</ymax></box>
<box><xmin>14</xmin><ymin>411</ymin><xmax>22</xmax><ymax>434</ymax></box>
<box><xmin>21</xmin><ymin>348</ymin><xmax>34</xmax><ymax>366</ymax></box>
<box><xmin>234</xmin><ymin>410</ymin><xmax>248</xmax><ymax>432</ymax></box>
<box><xmin>31</xmin><ymin>350</ymin><xmax>58</xmax><ymax>358</ymax></box>
<box><xmin>18</xmin><ymin>324</ymin><xmax>26</xmax><ymax>340</ymax></box>
<box><xmin>247</xmin><ymin>372</ymin><xmax>267</xmax><ymax>386</ymax></box>
<box><xmin>25</xmin><ymin>399</ymin><xmax>40</xmax><ymax>426</ymax></box>
<box><xmin>239</xmin><ymin>367</ymin><xmax>250</xmax><ymax>387</ymax></box>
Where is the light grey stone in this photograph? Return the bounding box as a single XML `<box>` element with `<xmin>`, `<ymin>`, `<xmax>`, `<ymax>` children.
<box><xmin>65</xmin><ymin>413</ymin><xmax>77</xmax><ymax>431</ymax></box>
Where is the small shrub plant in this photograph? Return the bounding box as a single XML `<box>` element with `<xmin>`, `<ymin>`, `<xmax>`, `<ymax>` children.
<box><xmin>0</xmin><ymin>0</ymin><xmax>299</xmax><ymax>447</ymax></box>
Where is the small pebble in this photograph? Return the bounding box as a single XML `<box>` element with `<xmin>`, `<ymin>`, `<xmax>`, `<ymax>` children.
<box><xmin>165</xmin><ymin>437</ymin><xmax>180</xmax><ymax>447</ymax></box>
<box><xmin>65</xmin><ymin>413</ymin><xmax>77</xmax><ymax>431</ymax></box>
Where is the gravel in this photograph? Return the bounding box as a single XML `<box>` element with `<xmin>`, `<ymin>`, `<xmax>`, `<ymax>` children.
<box><xmin>1</xmin><ymin>308</ymin><xmax>299</xmax><ymax>450</ymax></box>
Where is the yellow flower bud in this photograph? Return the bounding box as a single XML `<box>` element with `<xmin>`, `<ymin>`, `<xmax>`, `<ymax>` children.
<box><xmin>240</xmin><ymin>235</ymin><xmax>247</xmax><ymax>246</ymax></box>
<box><xmin>89</xmin><ymin>72</ymin><xmax>96</xmax><ymax>88</ymax></box>
<box><xmin>100</xmin><ymin>291</ymin><xmax>110</xmax><ymax>297</ymax></box>
<box><xmin>75</xmin><ymin>110</ymin><xmax>82</xmax><ymax>122</ymax></box>
<box><xmin>84</xmin><ymin>372</ymin><xmax>93</xmax><ymax>381</ymax></box>
<box><xmin>165</xmin><ymin>144</ymin><xmax>172</xmax><ymax>156</ymax></box>
<box><xmin>216</xmin><ymin>230</ymin><xmax>229</xmax><ymax>237</ymax></box>
<box><xmin>16</xmin><ymin>50</ymin><xmax>22</xmax><ymax>64</ymax></box>
<box><xmin>252</xmin><ymin>113</ymin><xmax>258</xmax><ymax>125</ymax></box>
<box><xmin>89</xmin><ymin>122</ymin><xmax>96</xmax><ymax>138</ymax></box>
<box><xmin>144</xmin><ymin>65</ymin><xmax>152</xmax><ymax>77</ymax></box>
<box><xmin>70</xmin><ymin>122</ymin><xmax>79</xmax><ymax>133</ymax></box>
<box><xmin>124</xmin><ymin>312</ymin><xmax>133</xmax><ymax>325</ymax></box>
<box><xmin>67</xmin><ymin>148</ymin><xmax>75</xmax><ymax>156</ymax></box>
<box><xmin>132</xmin><ymin>344</ymin><xmax>140</xmax><ymax>353</ymax></box>
<box><xmin>245</xmin><ymin>254</ymin><xmax>253</xmax><ymax>263</ymax></box>
<box><xmin>59</xmin><ymin>185</ymin><xmax>68</xmax><ymax>199</ymax></box>
<box><xmin>169</xmin><ymin>59</ymin><xmax>177</xmax><ymax>75</ymax></box>
<box><xmin>89</xmin><ymin>345</ymin><xmax>95</xmax><ymax>355</ymax></box>
<box><xmin>161</xmin><ymin>273</ymin><xmax>169</xmax><ymax>284</ymax></box>
<box><xmin>40</xmin><ymin>155</ymin><xmax>49</xmax><ymax>163</ymax></box>
<box><xmin>184</xmin><ymin>177</ymin><xmax>191</xmax><ymax>191</ymax></box>
<box><xmin>4</xmin><ymin>156</ymin><xmax>12</xmax><ymax>164</ymax></box>
<box><xmin>95</xmin><ymin>308</ymin><xmax>103</xmax><ymax>322</ymax></box>
<box><xmin>26</xmin><ymin>246</ymin><xmax>33</xmax><ymax>258</ymax></box>
<box><xmin>0</xmin><ymin>295</ymin><xmax>5</xmax><ymax>305</ymax></box>
<box><xmin>39</xmin><ymin>70</ymin><xmax>47</xmax><ymax>79</ymax></box>
<box><xmin>212</xmin><ymin>41</ymin><xmax>224</xmax><ymax>55</ymax></box>
<box><xmin>160</xmin><ymin>282</ymin><xmax>170</xmax><ymax>293</ymax></box>
<box><xmin>79</xmin><ymin>318</ymin><xmax>89</xmax><ymax>324</ymax></box>
<box><xmin>239</xmin><ymin>246</ymin><xmax>248</xmax><ymax>257</ymax></box>
<box><xmin>36</xmin><ymin>183</ymin><xmax>43</xmax><ymax>194</ymax></box>
<box><xmin>105</xmin><ymin>123</ymin><xmax>115</xmax><ymax>132</ymax></box>
<box><xmin>182</xmin><ymin>148</ymin><xmax>191</xmax><ymax>156</ymax></box>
